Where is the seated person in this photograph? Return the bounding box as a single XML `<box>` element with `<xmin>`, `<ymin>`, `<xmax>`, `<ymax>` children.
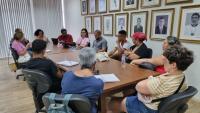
<box><xmin>121</xmin><ymin>45</ymin><xmax>194</xmax><ymax>113</ymax></box>
<box><xmin>131</xmin><ymin>36</ymin><xmax>181</xmax><ymax>74</ymax></box>
<box><xmin>57</xmin><ymin>28</ymin><xmax>74</xmax><ymax>46</ymax></box>
<box><xmin>34</xmin><ymin>29</ymin><xmax>49</xmax><ymax>43</ymax></box>
<box><xmin>61</xmin><ymin>47</ymin><xmax>104</xmax><ymax>113</ymax></box>
<box><xmin>92</xmin><ymin>30</ymin><xmax>108</xmax><ymax>52</ymax></box>
<box><xmin>76</xmin><ymin>28</ymin><xmax>90</xmax><ymax>49</ymax></box>
<box><xmin>25</xmin><ymin>40</ymin><xmax>67</xmax><ymax>92</ymax></box>
<box><xmin>11</xmin><ymin>32</ymin><xmax>31</xmax><ymax>63</ymax></box>
<box><xmin>13</xmin><ymin>28</ymin><xmax>29</xmax><ymax>46</ymax></box>
<box><xmin>108</xmin><ymin>30</ymin><xmax>132</xmax><ymax>61</ymax></box>
<box><xmin>124</xmin><ymin>32</ymin><xmax>149</xmax><ymax>63</ymax></box>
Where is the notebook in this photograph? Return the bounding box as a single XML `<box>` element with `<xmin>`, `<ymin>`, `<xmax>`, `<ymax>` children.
<box><xmin>95</xmin><ymin>74</ymin><xmax>120</xmax><ymax>83</ymax></box>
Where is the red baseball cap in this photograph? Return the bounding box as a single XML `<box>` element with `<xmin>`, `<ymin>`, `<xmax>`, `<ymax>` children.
<box><xmin>131</xmin><ymin>32</ymin><xmax>147</xmax><ymax>41</ymax></box>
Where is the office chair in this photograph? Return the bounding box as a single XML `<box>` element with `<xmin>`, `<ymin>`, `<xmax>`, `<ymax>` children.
<box><xmin>87</xmin><ymin>42</ymin><xmax>91</xmax><ymax>47</ymax></box>
<box><xmin>10</xmin><ymin>47</ymin><xmax>26</xmax><ymax>80</ymax></box>
<box><xmin>158</xmin><ymin>86</ymin><xmax>198</xmax><ymax>113</ymax></box>
<box><xmin>22</xmin><ymin>69</ymin><xmax>52</xmax><ymax>113</ymax></box>
<box><xmin>51</xmin><ymin>38</ymin><xmax>58</xmax><ymax>45</ymax></box>
<box><xmin>147</xmin><ymin>48</ymin><xmax>153</xmax><ymax>58</ymax></box>
<box><xmin>43</xmin><ymin>93</ymin><xmax>91</xmax><ymax>113</ymax></box>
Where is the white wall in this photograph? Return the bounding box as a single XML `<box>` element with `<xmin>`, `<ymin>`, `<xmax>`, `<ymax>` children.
<box><xmin>65</xmin><ymin>0</ymin><xmax>200</xmax><ymax>100</ymax></box>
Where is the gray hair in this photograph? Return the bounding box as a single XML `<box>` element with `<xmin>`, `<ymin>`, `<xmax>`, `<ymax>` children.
<box><xmin>79</xmin><ymin>47</ymin><xmax>96</xmax><ymax>68</ymax></box>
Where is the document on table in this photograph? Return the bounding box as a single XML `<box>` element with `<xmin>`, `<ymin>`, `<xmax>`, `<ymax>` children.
<box><xmin>46</xmin><ymin>49</ymin><xmax>52</xmax><ymax>52</ymax></box>
<box><xmin>95</xmin><ymin>74</ymin><xmax>120</xmax><ymax>83</ymax></box>
<box><xmin>57</xmin><ymin>61</ymin><xmax>79</xmax><ymax>67</ymax></box>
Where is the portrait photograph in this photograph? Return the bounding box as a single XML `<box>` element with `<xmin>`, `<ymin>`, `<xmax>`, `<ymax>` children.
<box><xmin>115</xmin><ymin>13</ymin><xmax>128</xmax><ymax>35</ymax></box>
<box><xmin>85</xmin><ymin>16</ymin><xmax>92</xmax><ymax>33</ymax></box>
<box><xmin>103</xmin><ymin>14</ymin><xmax>113</xmax><ymax>36</ymax></box>
<box><xmin>166</xmin><ymin>0</ymin><xmax>192</xmax><ymax>5</ymax></box>
<box><xmin>93</xmin><ymin>16</ymin><xmax>102</xmax><ymax>32</ymax></box>
<box><xmin>89</xmin><ymin>0</ymin><xmax>96</xmax><ymax>14</ymax></box>
<box><xmin>141</xmin><ymin>0</ymin><xmax>160</xmax><ymax>8</ymax></box>
<box><xmin>109</xmin><ymin>0</ymin><xmax>121</xmax><ymax>12</ymax></box>
<box><xmin>81</xmin><ymin>0</ymin><xmax>88</xmax><ymax>15</ymax></box>
<box><xmin>98</xmin><ymin>0</ymin><xmax>107</xmax><ymax>13</ymax></box>
<box><xmin>150</xmin><ymin>9</ymin><xmax>174</xmax><ymax>40</ymax></box>
<box><xmin>123</xmin><ymin>0</ymin><xmax>138</xmax><ymax>10</ymax></box>
<box><xmin>130</xmin><ymin>11</ymin><xmax>148</xmax><ymax>36</ymax></box>
<box><xmin>178</xmin><ymin>5</ymin><xmax>200</xmax><ymax>43</ymax></box>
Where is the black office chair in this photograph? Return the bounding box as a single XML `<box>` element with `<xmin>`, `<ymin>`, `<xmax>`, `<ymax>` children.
<box><xmin>147</xmin><ymin>48</ymin><xmax>153</xmax><ymax>58</ymax></box>
<box><xmin>43</xmin><ymin>93</ymin><xmax>91</xmax><ymax>113</ymax></box>
<box><xmin>87</xmin><ymin>42</ymin><xmax>91</xmax><ymax>47</ymax></box>
<box><xmin>22</xmin><ymin>69</ymin><xmax>52</xmax><ymax>113</ymax></box>
<box><xmin>51</xmin><ymin>38</ymin><xmax>58</xmax><ymax>45</ymax></box>
<box><xmin>10</xmin><ymin>47</ymin><xmax>26</xmax><ymax>80</ymax></box>
<box><xmin>158</xmin><ymin>86</ymin><xmax>198</xmax><ymax>113</ymax></box>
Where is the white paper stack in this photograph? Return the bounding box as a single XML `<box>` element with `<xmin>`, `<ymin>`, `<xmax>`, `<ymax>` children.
<box><xmin>57</xmin><ymin>61</ymin><xmax>79</xmax><ymax>67</ymax></box>
<box><xmin>95</xmin><ymin>74</ymin><xmax>120</xmax><ymax>83</ymax></box>
<box><xmin>46</xmin><ymin>49</ymin><xmax>52</xmax><ymax>52</ymax></box>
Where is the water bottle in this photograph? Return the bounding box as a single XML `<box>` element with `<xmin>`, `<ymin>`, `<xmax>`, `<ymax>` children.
<box><xmin>121</xmin><ymin>54</ymin><xmax>126</xmax><ymax>64</ymax></box>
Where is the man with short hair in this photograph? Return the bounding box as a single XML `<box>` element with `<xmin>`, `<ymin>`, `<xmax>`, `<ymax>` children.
<box><xmin>109</xmin><ymin>30</ymin><xmax>132</xmax><ymax>61</ymax></box>
<box><xmin>92</xmin><ymin>30</ymin><xmax>108</xmax><ymax>52</ymax></box>
<box><xmin>25</xmin><ymin>39</ymin><xmax>67</xmax><ymax>92</ymax></box>
<box><xmin>57</xmin><ymin>28</ymin><xmax>73</xmax><ymax>45</ymax></box>
<box><xmin>134</xmin><ymin>18</ymin><xmax>143</xmax><ymax>33</ymax></box>
<box><xmin>155</xmin><ymin>17</ymin><xmax>167</xmax><ymax>34</ymax></box>
<box><xmin>184</xmin><ymin>13</ymin><xmax>200</xmax><ymax>36</ymax></box>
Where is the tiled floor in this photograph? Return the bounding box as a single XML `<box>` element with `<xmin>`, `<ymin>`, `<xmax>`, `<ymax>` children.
<box><xmin>0</xmin><ymin>58</ymin><xmax>200</xmax><ymax>113</ymax></box>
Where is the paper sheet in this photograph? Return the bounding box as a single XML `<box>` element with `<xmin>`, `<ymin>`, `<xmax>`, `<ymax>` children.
<box><xmin>95</xmin><ymin>74</ymin><xmax>120</xmax><ymax>82</ymax></box>
<box><xmin>57</xmin><ymin>61</ymin><xmax>79</xmax><ymax>67</ymax></box>
<box><xmin>46</xmin><ymin>49</ymin><xmax>52</xmax><ymax>52</ymax></box>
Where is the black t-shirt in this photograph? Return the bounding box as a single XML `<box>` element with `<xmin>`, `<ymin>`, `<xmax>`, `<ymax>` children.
<box><xmin>25</xmin><ymin>58</ymin><xmax>61</xmax><ymax>92</ymax></box>
<box><xmin>130</xmin><ymin>43</ymin><xmax>149</xmax><ymax>59</ymax></box>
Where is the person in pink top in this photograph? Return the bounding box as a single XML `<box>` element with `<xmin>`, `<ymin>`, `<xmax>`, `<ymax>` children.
<box><xmin>76</xmin><ymin>28</ymin><xmax>90</xmax><ymax>49</ymax></box>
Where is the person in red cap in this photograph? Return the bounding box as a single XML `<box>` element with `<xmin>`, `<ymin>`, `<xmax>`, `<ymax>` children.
<box><xmin>124</xmin><ymin>32</ymin><xmax>149</xmax><ymax>63</ymax></box>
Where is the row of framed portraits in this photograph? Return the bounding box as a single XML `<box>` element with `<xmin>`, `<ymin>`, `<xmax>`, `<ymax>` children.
<box><xmin>81</xmin><ymin>0</ymin><xmax>193</xmax><ymax>15</ymax></box>
<box><xmin>85</xmin><ymin>5</ymin><xmax>200</xmax><ymax>43</ymax></box>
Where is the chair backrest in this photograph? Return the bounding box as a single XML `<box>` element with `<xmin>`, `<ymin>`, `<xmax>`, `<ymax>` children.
<box><xmin>10</xmin><ymin>47</ymin><xmax>19</xmax><ymax>62</ymax></box>
<box><xmin>22</xmin><ymin>69</ymin><xmax>52</xmax><ymax>94</ymax></box>
<box><xmin>147</xmin><ymin>48</ymin><xmax>153</xmax><ymax>58</ymax></box>
<box><xmin>43</xmin><ymin>93</ymin><xmax>91</xmax><ymax>113</ymax></box>
<box><xmin>158</xmin><ymin>86</ymin><xmax>198</xmax><ymax>113</ymax></box>
<box><xmin>51</xmin><ymin>38</ymin><xmax>58</xmax><ymax>45</ymax></box>
<box><xmin>87</xmin><ymin>42</ymin><xmax>91</xmax><ymax>47</ymax></box>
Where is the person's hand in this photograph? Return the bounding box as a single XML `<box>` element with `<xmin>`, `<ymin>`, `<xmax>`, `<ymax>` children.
<box><xmin>26</xmin><ymin>43</ymin><xmax>31</xmax><ymax>48</ymax></box>
<box><xmin>57</xmin><ymin>64</ymin><xmax>68</xmax><ymax>72</ymax></box>
<box><xmin>128</xmin><ymin>53</ymin><xmax>135</xmax><ymax>60</ymax></box>
<box><xmin>124</xmin><ymin>50</ymin><xmax>130</xmax><ymax>56</ymax></box>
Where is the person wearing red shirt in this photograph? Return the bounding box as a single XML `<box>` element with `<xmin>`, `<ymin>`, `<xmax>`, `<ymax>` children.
<box><xmin>57</xmin><ymin>29</ymin><xmax>73</xmax><ymax>45</ymax></box>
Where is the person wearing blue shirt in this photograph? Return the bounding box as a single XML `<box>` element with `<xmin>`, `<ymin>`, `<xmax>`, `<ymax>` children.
<box><xmin>61</xmin><ymin>47</ymin><xmax>104</xmax><ymax>113</ymax></box>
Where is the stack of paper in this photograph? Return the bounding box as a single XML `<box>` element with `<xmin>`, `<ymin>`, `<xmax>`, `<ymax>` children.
<box><xmin>95</xmin><ymin>74</ymin><xmax>120</xmax><ymax>83</ymax></box>
<box><xmin>46</xmin><ymin>49</ymin><xmax>52</xmax><ymax>52</ymax></box>
<box><xmin>57</xmin><ymin>61</ymin><xmax>79</xmax><ymax>67</ymax></box>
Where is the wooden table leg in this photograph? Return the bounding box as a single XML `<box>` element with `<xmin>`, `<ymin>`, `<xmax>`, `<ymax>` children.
<box><xmin>100</xmin><ymin>94</ymin><xmax>107</xmax><ymax>113</ymax></box>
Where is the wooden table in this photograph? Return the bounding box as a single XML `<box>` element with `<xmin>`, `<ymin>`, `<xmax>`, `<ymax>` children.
<box><xmin>48</xmin><ymin>50</ymin><xmax>158</xmax><ymax>113</ymax></box>
<box><xmin>46</xmin><ymin>43</ymin><xmax>74</xmax><ymax>55</ymax></box>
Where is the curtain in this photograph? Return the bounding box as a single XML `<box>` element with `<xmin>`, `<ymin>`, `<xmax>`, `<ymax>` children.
<box><xmin>32</xmin><ymin>0</ymin><xmax>63</xmax><ymax>39</ymax></box>
<box><xmin>0</xmin><ymin>0</ymin><xmax>33</xmax><ymax>58</ymax></box>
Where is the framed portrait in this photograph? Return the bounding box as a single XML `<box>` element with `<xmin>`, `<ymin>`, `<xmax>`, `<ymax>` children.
<box><xmin>98</xmin><ymin>0</ymin><xmax>107</xmax><ymax>13</ymax></box>
<box><xmin>103</xmin><ymin>14</ymin><xmax>113</xmax><ymax>36</ymax></box>
<box><xmin>130</xmin><ymin>11</ymin><xmax>148</xmax><ymax>36</ymax></box>
<box><xmin>141</xmin><ymin>0</ymin><xmax>161</xmax><ymax>8</ymax></box>
<box><xmin>150</xmin><ymin>8</ymin><xmax>175</xmax><ymax>40</ymax></box>
<box><xmin>123</xmin><ymin>0</ymin><xmax>138</xmax><ymax>10</ymax></box>
<box><xmin>81</xmin><ymin>0</ymin><xmax>88</xmax><ymax>15</ymax></box>
<box><xmin>166</xmin><ymin>0</ymin><xmax>193</xmax><ymax>5</ymax></box>
<box><xmin>115</xmin><ymin>13</ymin><xmax>129</xmax><ymax>36</ymax></box>
<box><xmin>178</xmin><ymin>5</ymin><xmax>200</xmax><ymax>43</ymax></box>
<box><xmin>109</xmin><ymin>0</ymin><xmax>121</xmax><ymax>12</ymax></box>
<box><xmin>89</xmin><ymin>0</ymin><xmax>96</xmax><ymax>14</ymax></box>
<box><xmin>85</xmin><ymin>16</ymin><xmax>92</xmax><ymax>33</ymax></box>
<box><xmin>93</xmin><ymin>16</ymin><xmax>102</xmax><ymax>32</ymax></box>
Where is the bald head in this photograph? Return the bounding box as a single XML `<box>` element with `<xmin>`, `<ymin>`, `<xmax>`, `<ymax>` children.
<box><xmin>94</xmin><ymin>30</ymin><xmax>102</xmax><ymax>39</ymax></box>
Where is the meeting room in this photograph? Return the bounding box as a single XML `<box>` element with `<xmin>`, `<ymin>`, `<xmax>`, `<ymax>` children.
<box><xmin>1</xmin><ymin>0</ymin><xmax>200</xmax><ymax>113</ymax></box>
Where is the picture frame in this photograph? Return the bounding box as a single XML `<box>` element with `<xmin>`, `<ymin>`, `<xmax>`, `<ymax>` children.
<box><xmin>115</xmin><ymin>13</ymin><xmax>129</xmax><ymax>36</ymax></box>
<box><xmin>93</xmin><ymin>16</ymin><xmax>102</xmax><ymax>32</ymax></box>
<box><xmin>89</xmin><ymin>0</ymin><xmax>96</xmax><ymax>14</ymax></box>
<box><xmin>178</xmin><ymin>5</ymin><xmax>200</xmax><ymax>43</ymax></box>
<box><xmin>130</xmin><ymin>11</ymin><xmax>148</xmax><ymax>36</ymax></box>
<box><xmin>103</xmin><ymin>14</ymin><xmax>113</xmax><ymax>36</ymax></box>
<box><xmin>123</xmin><ymin>0</ymin><xmax>138</xmax><ymax>11</ymax></box>
<box><xmin>165</xmin><ymin>0</ymin><xmax>193</xmax><ymax>5</ymax></box>
<box><xmin>85</xmin><ymin>16</ymin><xmax>92</xmax><ymax>33</ymax></box>
<box><xmin>81</xmin><ymin>0</ymin><xmax>88</xmax><ymax>15</ymax></box>
<box><xmin>150</xmin><ymin>8</ymin><xmax>175</xmax><ymax>40</ymax></box>
<box><xmin>98</xmin><ymin>0</ymin><xmax>107</xmax><ymax>13</ymax></box>
<box><xmin>141</xmin><ymin>0</ymin><xmax>161</xmax><ymax>8</ymax></box>
<box><xmin>109</xmin><ymin>0</ymin><xmax>121</xmax><ymax>12</ymax></box>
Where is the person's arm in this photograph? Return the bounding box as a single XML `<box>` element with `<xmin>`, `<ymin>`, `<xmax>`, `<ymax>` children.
<box><xmin>136</xmin><ymin>79</ymin><xmax>152</xmax><ymax>95</ymax></box>
<box><xmin>97</xmin><ymin>40</ymin><xmax>108</xmax><ymax>52</ymax></box>
<box><xmin>127</xmin><ymin>53</ymin><xmax>140</xmax><ymax>60</ymax></box>
<box><xmin>132</xmin><ymin>55</ymin><xmax>165</xmax><ymax>66</ymax></box>
<box><xmin>108</xmin><ymin>47</ymin><xmax>117</xmax><ymax>57</ymax></box>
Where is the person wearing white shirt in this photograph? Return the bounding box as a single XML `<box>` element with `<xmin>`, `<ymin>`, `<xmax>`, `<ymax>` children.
<box><xmin>184</xmin><ymin>13</ymin><xmax>200</xmax><ymax>37</ymax></box>
<box><xmin>108</xmin><ymin>30</ymin><xmax>132</xmax><ymax>61</ymax></box>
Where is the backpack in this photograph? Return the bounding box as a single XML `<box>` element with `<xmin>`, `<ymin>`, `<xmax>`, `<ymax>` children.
<box><xmin>47</xmin><ymin>93</ymin><xmax>75</xmax><ymax>113</ymax></box>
